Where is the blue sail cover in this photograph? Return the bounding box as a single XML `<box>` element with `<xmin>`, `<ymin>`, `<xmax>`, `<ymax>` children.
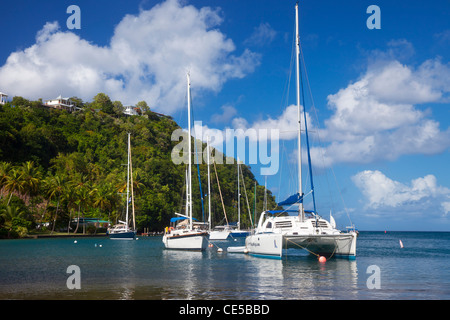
<box><xmin>277</xmin><ymin>193</ymin><xmax>303</xmax><ymax>206</ymax></box>
<box><xmin>170</xmin><ymin>217</ymin><xmax>198</xmax><ymax>223</ymax></box>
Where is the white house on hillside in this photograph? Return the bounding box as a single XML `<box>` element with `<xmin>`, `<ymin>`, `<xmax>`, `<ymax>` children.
<box><xmin>44</xmin><ymin>95</ymin><xmax>79</xmax><ymax>112</ymax></box>
<box><xmin>124</xmin><ymin>105</ymin><xmax>139</xmax><ymax>116</ymax></box>
<box><xmin>0</xmin><ymin>92</ymin><xmax>7</xmax><ymax>105</ymax></box>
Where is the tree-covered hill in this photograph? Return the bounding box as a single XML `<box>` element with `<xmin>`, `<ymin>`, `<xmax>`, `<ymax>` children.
<box><xmin>0</xmin><ymin>94</ymin><xmax>277</xmax><ymax>238</ymax></box>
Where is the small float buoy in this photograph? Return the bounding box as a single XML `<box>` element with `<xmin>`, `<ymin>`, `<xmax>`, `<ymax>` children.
<box><xmin>99</xmin><ymin>244</ymin><xmax>102</xmax><ymax>248</ymax></box>
<box><xmin>217</xmin><ymin>248</ymin><xmax>223</xmax><ymax>253</ymax></box>
<box><xmin>95</xmin><ymin>243</ymin><xmax>98</xmax><ymax>247</ymax></box>
<box><xmin>136</xmin><ymin>238</ymin><xmax>139</xmax><ymax>240</ymax></box>
<box><xmin>318</xmin><ymin>256</ymin><xmax>327</xmax><ymax>263</ymax></box>
<box><xmin>74</xmin><ymin>240</ymin><xmax>77</xmax><ymax>244</ymax></box>
<box><xmin>208</xmin><ymin>243</ymin><xmax>213</xmax><ymax>248</ymax></box>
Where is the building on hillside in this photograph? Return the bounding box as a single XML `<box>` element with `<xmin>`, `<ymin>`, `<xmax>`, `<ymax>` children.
<box><xmin>123</xmin><ymin>105</ymin><xmax>140</xmax><ymax>116</ymax></box>
<box><xmin>44</xmin><ymin>95</ymin><xmax>79</xmax><ymax>112</ymax></box>
<box><xmin>0</xmin><ymin>92</ymin><xmax>7</xmax><ymax>105</ymax></box>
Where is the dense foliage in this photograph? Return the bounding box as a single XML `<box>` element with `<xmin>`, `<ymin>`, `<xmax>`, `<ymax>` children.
<box><xmin>0</xmin><ymin>95</ymin><xmax>277</xmax><ymax>238</ymax></box>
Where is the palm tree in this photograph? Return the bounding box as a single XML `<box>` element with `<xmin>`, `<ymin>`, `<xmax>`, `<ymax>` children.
<box><xmin>0</xmin><ymin>205</ymin><xmax>26</xmax><ymax>222</ymax></box>
<box><xmin>44</xmin><ymin>174</ymin><xmax>66</xmax><ymax>234</ymax></box>
<box><xmin>0</xmin><ymin>205</ymin><xmax>27</xmax><ymax>238</ymax></box>
<box><xmin>74</xmin><ymin>185</ymin><xmax>93</xmax><ymax>234</ymax></box>
<box><xmin>71</xmin><ymin>174</ymin><xmax>95</xmax><ymax>234</ymax></box>
<box><xmin>92</xmin><ymin>183</ymin><xmax>113</xmax><ymax>213</ymax></box>
<box><xmin>19</xmin><ymin>161</ymin><xmax>42</xmax><ymax>214</ymax></box>
<box><xmin>4</xmin><ymin>169</ymin><xmax>25</xmax><ymax>206</ymax></box>
<box><xmin>64</xmin><ymin>186</ymin><xmax>78</xmax><ymax>235</ymax></box>
<box><xmin>0</xmin><ymin>162</ymin><xmax>12</xmax><ymax>198</ymax></box>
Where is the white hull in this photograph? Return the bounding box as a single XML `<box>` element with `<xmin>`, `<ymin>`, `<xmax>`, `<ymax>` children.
<box><xmin>209</xmin><ymin>230</ymin><xmax>230</xmax><ymax>240</ymax></box>
<box><xmin>163</xmin><ymin>230</ymin><xmax>208</xmax><ymax>251</ymax></box>
<box><xmin>245</xmin><ymin>233</ymin><xmax>283</xmax><ymax>259</ymax></box>
<box><xmin>284</xmin><ymin>232</ymin><xmax>357</xmax><ymax>258</ymax></box>
<box><xmin>227</xmin><ymin>246</ymin><xmax>247</xmax><ymax>253</ymax></box>
<box><xmin>245</xmin><ymin>212</ymin><xmax>357</xmax><ymax>259</ymax></box>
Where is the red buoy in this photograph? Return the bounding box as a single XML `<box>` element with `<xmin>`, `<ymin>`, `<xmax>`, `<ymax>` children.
<box><xmin>318</xmin><ymin>256</ymin><xmax>326</xmax><ymax>263</ymax></box>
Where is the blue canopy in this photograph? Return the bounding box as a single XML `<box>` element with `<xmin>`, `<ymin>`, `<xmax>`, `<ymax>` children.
<box><xmin>266</xmin><ymin>209</ymin><xmax>315</xmax><ymax>216</ymax></box>
<box><xmin>170</xmin><ymin>217</ymin><xmax>198</xmax><ymax>223</ymax></box>
<box><xmin>266</xmin><ymin>210</ymin><xmax>298</xmax><ymax>214</ymax></box>
<box><xmin>277</xmin><ymin>193</ymin><xmax>303</xmax><ymax>206</ymax></box>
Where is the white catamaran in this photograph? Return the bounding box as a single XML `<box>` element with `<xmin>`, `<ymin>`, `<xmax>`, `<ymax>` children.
<box><xmin>245</xmin><ymin>3</ymin><xmax>357</xmax><ymax>259</ymax></box>
<box><xmin>162</xmin><ymin>73</ymin><xmax>208</xmax><ymax>251</ymax></box>
<box><xmin>108</xmin><ymin>133</ymin><xmax>136</xmax><ymax>240</ymax></box>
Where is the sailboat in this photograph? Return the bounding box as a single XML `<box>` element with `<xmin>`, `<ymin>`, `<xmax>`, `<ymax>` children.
<box><xmin>108</xmin><ymin>133</ymin><xmax>136</xmax><ymax>240</ymax></box>
<box><xmin>245</xmin><ymin>3</ymin><xmax>357</xmax><ymax>259</ymax></box>
<box><xmin>162</xmin><ymin>73</ymin><xmax>208</xmax><ymax>251</ymax></box>
<box><xmin>230</xmin><ymin>160</ymin><xmax>250</xmax><ymax>238</ymax></box>
<box><xmin>208</xmin><ymin>166</ymin><xmax>232</xmax><ymax>240</ymax></box>
<box><xmin>209</xmin><ymin>159</ymin><xmax>250</xmax><ymax>240</ymax></box>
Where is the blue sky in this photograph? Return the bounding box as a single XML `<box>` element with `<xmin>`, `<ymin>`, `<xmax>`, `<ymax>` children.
<box><xmin>1</xmin><ymin>0</ymin><xmax>449</xmax><ymax>231</ymax></box>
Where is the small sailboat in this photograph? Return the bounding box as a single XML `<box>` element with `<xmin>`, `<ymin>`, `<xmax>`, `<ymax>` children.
<box><xmin>209</xmin><ymin>159</ymin><xmax>250</xmax><ymax>240</ymax></box>
<box><xmin>399</xmin><ymin>239</ymin><xmax>404</xmax><ymax>248</ymax></box>
<box><xmin>162</xmin><ymin>73</ymin><xmax>208</xmax><ymax>251</ymax></box>
<box><xmin>209</xmin><ymin>225</ymin><xmax>233</xmax><ymax>240</ymax></box>
<box><xmin>245</xmin><ymin>3</ymin><xmax>357</xmax><ymax>259</ymax></box>
<box><xmin>230</xmin><ymin>160</ymin><xmax>250</xmax><ymax>238</ymax></box>
<box><xmin>108</xmin><ymin>133</ymin><xmax>136</xmax><ymax>240</ymax></box>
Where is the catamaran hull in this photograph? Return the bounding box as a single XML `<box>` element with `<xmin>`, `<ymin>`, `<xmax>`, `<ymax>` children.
<box><xmin>109</xmin><ymin>231</ymin><xmax>136</xmax><ymax>240</ymax></box>
<box><xmin>245</xmin><ymin>232</ymin><xmax>356</xmax><ymax>259</ymax></box>
<box><xmin>163</xmin><ymin>232</ymin><xmax>208</xmax><ymax>251</ymax></box>
<box><xmin>284</xmin><ymin>232</ymin><xmax>357</xmax><ymax>259</ymax></box>
<box><xmin>245</xmin><ymin>233</ymin><xmax>283</xmax><ymax>259</ymax></box>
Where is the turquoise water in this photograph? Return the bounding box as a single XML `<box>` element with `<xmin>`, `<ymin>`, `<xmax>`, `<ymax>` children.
<box><xmin>1</xmin><ymin>232</ymin><xmax>449</xmax><ymax>299</ymax></box>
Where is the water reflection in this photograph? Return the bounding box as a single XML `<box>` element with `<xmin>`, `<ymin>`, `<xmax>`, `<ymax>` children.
<box><xmin>0</xmin><ymin>236</ymin><xmax>385</xmax><ymax>299</ymax></box>
<box><xmin>281</xmin><ymin>257</ymin><xmax>358</xmax><ymax>299</ymax></box>
<box><xmin>161</xmin><ymin>250</ymin><xmax>204</xmax><ymax>299</ymax></box>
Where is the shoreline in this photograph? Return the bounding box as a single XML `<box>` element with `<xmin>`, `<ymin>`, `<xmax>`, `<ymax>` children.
<box><xmin>26</xmin><ymin>233</ymin><xmax>108</xmax><ymax>239</ymax></box>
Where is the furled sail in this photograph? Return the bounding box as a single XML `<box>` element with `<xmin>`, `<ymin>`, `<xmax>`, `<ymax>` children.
<box><xmin>277</xmin><ymin>193</ymin><xmax>303</xmax><ymax>206</ymax></box>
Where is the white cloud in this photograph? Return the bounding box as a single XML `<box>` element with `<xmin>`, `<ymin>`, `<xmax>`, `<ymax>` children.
<box><xmin>36</xmin><ymin>21</ymin><xmax>59</xmax><ymax>43</ymax></box>
<box><xmin>244</xmin><ymin>22</ymin><xmax>277</xmax><ymax>46</ymax></box>
<box><xmin>219</xmin><ymin>51</ymin><xmax>450</xmax><ymax>168</ymax></box>
<box><xmin>210</xmin><ymin>104</ymin><xmax>237</xmax><ymax>124</ymax></box>
<box><xmin>0</xmin><ymin>0</ymin><xmax>260</xmax><ymax>113</ymax></box>
<box><xmin>202</xmin><ymin>54</ymin><xmax>449</xmax><ymax>169</ymax></box>
<box><xmin>223</xmin><ymin>55</ymin><xmax>450</xmax><ymax>168</ymax></box>
<box><xmin>232</xmin><ymin>104</ymin><xmax>314</xmax><ymax>140</ymax></box>
<box><xmin>367</xmin><ymin>60</ymin><xmax>448</xmax><ymax>104</ymax></box>
<box><xmin>313</xmin><ymin>57</ymin><xmax>450</xmax><ymax>167</ymax></box>
<box><xmin>352</xmin><ymin>170</ymin><xmax>450</xmax><ymax>216</ymax></box>
<box><xmin>442</xmin><ymin>202</ymin><xmax>450</xmax><ymax>216</ymax></box>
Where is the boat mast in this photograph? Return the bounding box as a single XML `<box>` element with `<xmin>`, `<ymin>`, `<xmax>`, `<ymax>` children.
<box><xmin>207</xmin><ymin>136</ymin><xmax>211</xmax><ymax>232</ymax></box>
<box><xmin>237</xmin><ymin>158</ymin><xmax>240</xmax><ymax>231</ymax></box>
<box><xmin>129</xmin><ymin>133</ymin><xmax>136</xmax><ymax>230</ymax></box>
<box><xmin>295</xmin><ymin>3</ymin><xmax>304</xmax><ymax>221</ymax></box>
<box><xmin>126</xmin><ymin>132</ymin><xmax>130</xmax><ymax>229</ymax></box>
<box><xmin>187</xmin><ymin>73</ymin><xmax>193</xmax><ymax>230</ymax></box>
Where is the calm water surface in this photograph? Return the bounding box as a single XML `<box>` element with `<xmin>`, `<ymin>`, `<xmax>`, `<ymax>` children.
<box><xmin>1</xmin><ymin>232</ymin><xmax>449</xmax><ymax>299</ymax></box>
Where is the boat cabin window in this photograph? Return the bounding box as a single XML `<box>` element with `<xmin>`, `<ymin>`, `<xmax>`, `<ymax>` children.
<box><xmin>266</xmin><ymin>222</ymin><xmax>272</xmax><ymax>229</ymax></box>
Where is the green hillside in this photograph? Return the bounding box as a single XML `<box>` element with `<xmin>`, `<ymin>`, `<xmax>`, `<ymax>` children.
<box><xmin>0</xmin><ymin>94</ymin><xmax>277</xmax><ymax>238</ymax></box>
